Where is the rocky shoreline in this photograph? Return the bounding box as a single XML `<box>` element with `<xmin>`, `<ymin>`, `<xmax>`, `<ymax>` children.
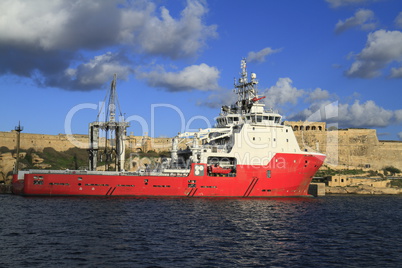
<box><xmin>326</xmin><ymin>185</ymin><xmax>402</xmax><ymax>195</ymax></box>
<box><xmin>0</xmin><ymin>184</ymin><xmax>12</xmax><ymax>194</ymax></box>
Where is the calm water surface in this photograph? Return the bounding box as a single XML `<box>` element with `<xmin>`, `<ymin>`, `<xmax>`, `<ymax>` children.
<box><xmin>1</xmin><ymin>194</ymin><xmax>401</xmax><ymax>267</ymax></box>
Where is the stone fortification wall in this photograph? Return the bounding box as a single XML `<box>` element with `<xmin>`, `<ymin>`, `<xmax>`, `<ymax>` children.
<box><xmin>0</xmin><ymin>131</ymin><xmax>176</xmax><ymax>153</ymax></box>
<box><xmin>0</xmin><ymin>131</ymin><xmax>88</xmax><ymax>152</ymax></box>
<box><xmin>126</xmin><ymin>136</ymin><xmax>173</xmax><ymax>153</ymax></box>
<box><xmin>2</xmin><ymin>120</ymin><xmax>402</xmax><ymax>171</ymax></box>
<box><xmin>285</xmin><ymin>121</ymin><xmax>402</xmax><ymax>170</ymax></box>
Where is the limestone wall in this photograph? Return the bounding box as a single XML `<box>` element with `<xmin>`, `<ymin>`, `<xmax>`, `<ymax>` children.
<box><xmin>0</xmin><ymin>131</ymin><xmax>88</xmax><ymax>152</ymax></box>
<box><xmin>0</xmin><ymin>131</ymin><xmax>178</xmax><ymax>154</ymax></box>
<box><xmin>285</xmin><ymin>121</ymin><xmax>402</xmax><ymax>170</ymax></box>
<box><xmin>2</xmin><ymin>120</ymin><xmax>402</xmax><ymax>171</ymax></box>
<box><xmin>328</xmin><ymin>175</ymin><xmax>390</xmax><ymax>187</ymax></box>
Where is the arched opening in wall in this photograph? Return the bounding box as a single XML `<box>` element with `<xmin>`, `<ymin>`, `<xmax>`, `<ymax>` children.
<box><xmin>318</xmin><ymin>126</ymin><xmax>322</xmax><ymax>131</ymax></box>
<box><xmin>293</xmin><ymin>126</ymin><xmax>299</xmax><ymax>131</ymax></box>
<box><xmin>306</xmin><ymin>126</ymin><xmax>310</xmax><ymax>131</ymax></box>
<box><xmin>312</xmin><ymin>126</ymin><xmax>316</xmax><ymax>130</ymax></box>
<box><xmin>300</xmin><ymin>126</ymin><xmax>304</xmax><ymax>131</ymax></box>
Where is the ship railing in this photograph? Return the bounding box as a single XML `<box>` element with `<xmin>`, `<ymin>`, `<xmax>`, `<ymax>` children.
<box><xmin>25</xmin><ymin>168</ymin><xmax>192</xmax><ymax>177</ymax></box>
<box><xmin>27</xmin><ymin>169</ymin><xmax>129</xmax><ymax>176</ymax></box>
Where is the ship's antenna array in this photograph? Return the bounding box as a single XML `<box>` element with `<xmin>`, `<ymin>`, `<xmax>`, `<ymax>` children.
<box><xmin>233</xmin><ymin>58</ymin><xmax>262</xmax><ymax>114</ymax></box>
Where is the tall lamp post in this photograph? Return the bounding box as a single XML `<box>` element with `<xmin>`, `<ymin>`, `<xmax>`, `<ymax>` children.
<box><xmin>13</xmin><ymin>122</ymin><xmax>23</xmax><ymax>175</ymax></box>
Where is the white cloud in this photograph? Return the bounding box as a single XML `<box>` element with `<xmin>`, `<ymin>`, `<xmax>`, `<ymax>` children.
<box><xmin>335</xmin><ymin>9</ymin><xmax>376</xmax><ymax>34</ymax></box>
<box><xmin>137</xmin><ymin>63</ymin><xmax>220</xmax><ymax>92</ymax></box>
<box><xmin>197</xmin><ymin>89</ymin><xmax>237</xmax><ymax>108</ymax></box>
<box><xmin>289</xmin><ymin>98</ymin><xmax>402</xmax><ymax>129</ymax></box>
<box><xmin>345</xmin><ymin>30</ymin><xmax>402</xmax><ymax>78</ymax></box>
<box><xmin>306</xmin><ymin>88</ymin><xmax>331</xmax><ymax>103</ymax></box>
<box><xmin>395</xmin><ymin>109</ymin><xmax>402</xmax><ymax>122</ymax></box>
<box><xmin>122</xmin><ymin>0</ymin><xmax>217</xmax><ymax>59</ymax></box>
<box><xmin>326</xmin><ymin>0</ymin><xmax>375</xmax><ymax>8</ymax></box>
<box><xmin>337</xmin><ymin>100</ymin><xmax>393</xmax><ymax>127</ymax></box>
<box><xmin>0</xmin><ymin>0</ymin><xmax>218</xmax><ymax>90</ymax></box>
<box><xmin>390</xmin><ymin>67</ymin><xmax>402</xmax><ymax>78</ymax></box>
<box><xmin>263</xmin><ymin>78</ymin><xmax>305</xmax><ymax>109</ymax></box>
<box><xmin>395</xmin><ymin>12</ymin><xmax>402</xmax><ymax>28</ymax></box>
<box><xmin>0</xmin><ymin>0</ymin><xmax>122</xmax><ymax>51</ymax></box>
<box><xmin>246</xmin><ymin>47</ymin><xmax>282</xmax><ymax>63</ymax></box>
<box><xmin>58</xmin><ymin>52</ymin><xmax>132</xmax><ymax>90</ymax></box>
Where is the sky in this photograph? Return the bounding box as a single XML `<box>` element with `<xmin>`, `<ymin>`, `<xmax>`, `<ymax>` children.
<box><xmin>1</xmin><ymin>0</ymin><xmax>402</xmax><ymax>140</ymax></box>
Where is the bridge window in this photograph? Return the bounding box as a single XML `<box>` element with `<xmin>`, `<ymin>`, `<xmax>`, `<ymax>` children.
<box><xmin>257</xmin><ymin>116</ymin><xmax>262</xmax><ymax>123</ymax></box>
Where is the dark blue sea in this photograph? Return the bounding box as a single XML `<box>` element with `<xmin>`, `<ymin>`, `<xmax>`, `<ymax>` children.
<box><xmin>1</xmin><ymin>194</ymin><xmax>402</xmax><ymax>267</ymax></box>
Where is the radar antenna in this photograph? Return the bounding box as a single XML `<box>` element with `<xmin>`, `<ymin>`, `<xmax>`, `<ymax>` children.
<box><xmin>234</xmin><ymin>58</ymin><xmax>263</xmax><ymax>113</ymax></box>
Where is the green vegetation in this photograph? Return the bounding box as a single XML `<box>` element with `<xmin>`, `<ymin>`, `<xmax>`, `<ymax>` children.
<box><xmin>37</xmin><ymin>147</ymin><xmax>88</xmax><ymax>170</ymax></box>
<box><xmin>390</xmin><ymin>179</ymin><xmax>402</xmax><ymax>188</ymax></box>
<box><xmin>383</xmin><ymin>166</ymin><xmax>401</xmax><ymax>176</ymax></box>
<box><xmin>315</xmin><ymin>166</ymin><xmax>365</xmax><ymax>177</ymax></box>
<box><xmin>367</xmin><ymin>170</ymin><xmax>384</xmax><ymax>178</ymax></box>
<box><xmin>0</xmin><ymin>146</ymin><xmax>10</xmax><ymax>154</ymax></box>
<box><xmin>128</xmin><ymin>150</ymin><xmax>170</xmax><ymax>159</ymax></box>
<box><xmin>0</xmin><ymin>147</ymin><xmax>88</xmax><ymax>170</ymax></box>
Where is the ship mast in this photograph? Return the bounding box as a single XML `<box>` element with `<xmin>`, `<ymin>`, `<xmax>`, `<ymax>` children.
<box><xmin>234</xmin><ymin>58</ymin><xmax>262</xmax><ymax>114</ymax></box>
<box><xmin>88</xmin><ymin>74</ymin><xmax>130</xmax><ymax>172</ymax></box>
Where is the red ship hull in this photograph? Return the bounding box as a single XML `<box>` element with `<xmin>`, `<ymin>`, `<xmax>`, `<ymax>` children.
<box><xmin>14</xmin><ymin>153</ymin><xmax>325</xmax><ymax>197</ymax></box>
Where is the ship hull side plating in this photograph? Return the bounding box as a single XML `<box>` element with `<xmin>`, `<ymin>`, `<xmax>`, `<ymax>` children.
<box><xmin>17</xmin><ymin>153</ymin><xmax>325</xmax><ymax>197</ymax></box>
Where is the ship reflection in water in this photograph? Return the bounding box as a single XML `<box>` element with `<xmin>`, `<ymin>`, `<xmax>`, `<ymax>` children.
<box><xmin>1</xmin><ymin>195</ymin><xmax>402</xmax><ymax>267</ymax></box>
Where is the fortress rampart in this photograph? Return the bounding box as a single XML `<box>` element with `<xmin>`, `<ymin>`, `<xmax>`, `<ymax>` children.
<box><xmin>0</xmin><ymin>131</ymin><xmax>176</xmax><ymax>154</ymax></box>
<box><xmin>1</xmin><ymin>120</ymin><xmax>402</xmax><ymax>171</ymax></box>
<box><xmin>284</xmin><ymin>121</ymin><xmax>402</xmax><ymax>170</ymax></box>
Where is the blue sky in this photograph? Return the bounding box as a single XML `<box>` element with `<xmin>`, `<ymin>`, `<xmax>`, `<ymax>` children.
<box><xmin>1</xmin><ymin>0</ymin><xmax>402</xmax><ymax>140</ymax></box>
